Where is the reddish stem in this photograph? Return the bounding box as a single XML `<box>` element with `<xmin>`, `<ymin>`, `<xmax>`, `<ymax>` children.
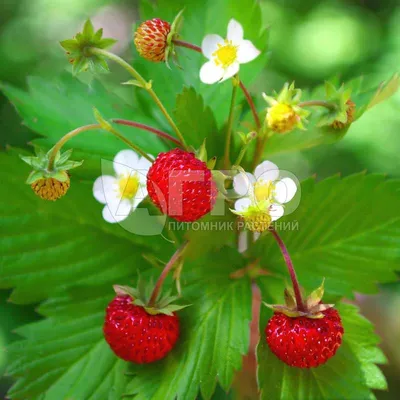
<box><xmin>172</xmin><ymin>39</ymin><xmax>261</xmax><ymax>131</ymax></box>
<box><xmin>112</xmin><ymin>119</ymin><xmax>183</xmax><ymax>147</ymax></box>
<box><xmin>270</xmin><ymin>228</ymin><xmax>305</xmax><ymax>312</ymax></box>
<box><xmin>172</xmin><ymin>39</ymin><xmax>201</xmax><ymax>53</ymax></box>
<box><xmin>148</xmin><ymin>241</ymin><xmax>189</xmax><ymax>307</ymax></box>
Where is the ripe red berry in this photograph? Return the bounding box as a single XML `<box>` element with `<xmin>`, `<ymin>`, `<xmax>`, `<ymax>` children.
<box><xmin>104</xmin><ymin>295</ymin><xmax>179</xmax><ymax>364</ymax></box>
<box><xmin>134</xmin><ymin>18</ymin><xmax>171</xmax><ymax>62</ymax></box>
<box><xmin>265</xmin><ymin>307</ymin><xmax>344</xmax><ymax>368</ymax></box>
<box><xmin>147</xmin><ymin>148</ymin><xmax>218</xmax><ymax>222</ymax></box>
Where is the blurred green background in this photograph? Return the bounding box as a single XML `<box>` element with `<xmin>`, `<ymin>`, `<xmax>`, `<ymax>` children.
<box><xmin>0</xmin><ymin>0</ymin><xmax>399</xmax><ymax>398</ymax></box>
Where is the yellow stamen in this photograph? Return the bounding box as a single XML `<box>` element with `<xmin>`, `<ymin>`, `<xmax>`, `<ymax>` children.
<box><xmin>118</xmin><ymin>174</ymin><xmax>140</xmax><ymax>199</ymax></box>
<box><xmin>254</xmin><ymin>180</ymin><xmax>275</xmax><ymax>203</ymax></box>
<box><xmin>213</xmin><ymin>40</ymin><xmax>238</xmax><ymax>68</ymax></box>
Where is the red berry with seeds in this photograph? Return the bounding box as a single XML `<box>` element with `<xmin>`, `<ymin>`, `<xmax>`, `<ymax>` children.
<box><xmin>134</xmin><ymin>18</ymin><xmax>171</xmax><ymax>62</ymax></box>
<box><xmin>265</xmin><ymin>307</ymin><xmax>344</xmax><ymax>368</ymax></box>
<box><xmin>147</xmin><ymin>148</ymin><xmax>218</xmax><ymax>222</ymax></box>
<box><xmin>104</xmin><ymin>295</ymin><xmax>179</xmax><ymax>364</ymax></box>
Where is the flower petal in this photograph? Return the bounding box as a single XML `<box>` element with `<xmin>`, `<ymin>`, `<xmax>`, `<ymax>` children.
<box><xmin>254</xmin><ymin>160</ymin><xmax>279</xmax><ymax>181</ymax></box>
<box><xmin>233</xmin><ymin>172</ymin><xmax>255</xmax><ymax>196</ymax></box>
<box><xmin>93</xmin><ymin>175</ymin><xmax>118</xmax><ymax>204</ymax></box>
<box><xmin>237</xmin><ymin>40</ymin><xmax>261</xmax><ymax>63</ymax></box>
<box><xmin>270</xmin><ymin>204</ymin><xmax>284</xmax><ymax>221</ymax></box>
<box><xmin>220</xmin><ymin>62</ymin><xmax>240</xmax><ymax>82</ymax></box>
<box><xmin>274</xmin><ymin>178</ymin><xmax>297</xmax><ymax>203</ymax></box>
<box><xmin>135</xmin><ymin>156</ymin><xmax>153</xmax><ymax>184</ymax></box>
<box><xmin>227</xmin><ymin>19</ymin><xmax>244</xmax><ymax>43</ymax></box>
<box><xmin>113</xmin><ymin>149</ymin><xmax>140</xmax><ymax>176</ymax></box>
<box><xmin>201</xmin><ymin>34</ymin><xmax>224</xmax><ymax>59</ymax></box>
<box><xmin>102</xmin><ymin>199</ymin><xmax>132</xmax><ymax>223</ymax></box>
<box><xmin>234</xmin><ymin>197</ymin><xmax>252</xmax><ymax>212</ymax></box>
<box><xmin>200</xmin><ymin>61</ymin><xmax>224</xmax><ymax>84</ymax></box>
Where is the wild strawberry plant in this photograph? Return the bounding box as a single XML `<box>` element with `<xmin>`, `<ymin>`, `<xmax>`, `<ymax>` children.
<box><xmin>1</xmin><ymin>0</ymin><xmax>399</xmax><ymax>399</ymax></box>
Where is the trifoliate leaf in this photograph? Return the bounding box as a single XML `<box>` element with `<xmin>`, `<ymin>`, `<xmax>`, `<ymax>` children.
<box><xmin>250</xmin><ymin>174</ymin><xmax>400</xmax><ymax>298</ymax></box>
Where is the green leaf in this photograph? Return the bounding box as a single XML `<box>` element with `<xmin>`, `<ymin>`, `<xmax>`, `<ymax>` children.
<box><xmin>0</xmin><ymin>151</ymin><xmax>171</xmax><ymax>304</ymax></box>
<box><xmin>7</xmin><ymin>286</ymin><xmax>128</xmax><ymax>400</ymax></box>
<box><xmin>257</xmin><ymin>280</ymin><xmax>387</xmax><ymax>400</ymax></box>
<box><xmin>174</xmin><ymin>87</ymin><xmax>220</xmax><ymax>155</ymax></box>
<box><xmin>249</xmin><ymin>174</ymin><xmax>400</xmax><ymax>298</ymax></box>
<box><xmin>0</xmin><ymin>73</ymin><xmax>167</xmax><ymax>179</ymax></box>
<box><xmin>125</xmin><ymin>249</ymin><xmax>252</xmax><ymax>400</ymax></box>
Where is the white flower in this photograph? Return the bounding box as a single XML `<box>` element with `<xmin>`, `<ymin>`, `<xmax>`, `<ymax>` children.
<box><xmin>200</xmin><ymin>19</ymin><xmax>261</xmax><ymax>84</ymax></box>
<box><xmin>232</xmin><ymin>160</ymin><xmax>297</xmax><ymax>223</ymax></box>
<box><xmin>93</xmin><ymin>149</ymin><xmax>152</xmax><ymax>223</ymax></box>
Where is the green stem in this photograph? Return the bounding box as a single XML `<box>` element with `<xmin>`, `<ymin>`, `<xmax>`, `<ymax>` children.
<box><xmin>148</xmin><ymin>241</ymin><xmax>189</xmax><ymax>307</ymax></box>
<box><xmin>224</xmin><ymin>75</ymin><xmax>239</xmax><ymax>169</ymax></box>
<box><xmin>298</xmin><ymin>100</ymin><xmax>337</xmax><ymax>110</ymax></box>
<box><xmin>88</xmin><ymin>47</ymin><xmax>188</xmax><ymax>149</ymax></box>
<box><xmin>47</xmin><ymin>124</ymin><xmax>101</xmax><ymax>171</ymax></box>
<box><xmin>270</xmin><ymin>228</ymin><xmax>305</xmax><ymax>312</ymax></box>
<box><xmin>103</xmin><ymin>123</ymin><xmax>154</xmax><ymax>162</ymax></box>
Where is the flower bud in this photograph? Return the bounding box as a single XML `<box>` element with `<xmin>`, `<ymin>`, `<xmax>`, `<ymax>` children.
<box><xmin>31</xmin><ymin>177</ymin><xmax>70</xmax><ymax>201</ymax></box>
<box><xmin>134</xmin><ymin>19</ymin><xmax>171</xmax><ymax>62</ymax></box>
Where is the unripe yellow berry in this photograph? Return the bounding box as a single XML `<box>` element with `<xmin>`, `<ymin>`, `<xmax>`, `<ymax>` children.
<box><xmin>242</xmin><ymin>212</ymin><xmax>272</xmax><ymax>233</ymax></box>
<box><xmin>267</xmin><ymin>103</ymin><xmax>299</xmax><ymax>134</ymax></box>
<box><xmin>31</xmin><ymin>177</ymin><xmax>70</xmax><ymax>201</ymax></box>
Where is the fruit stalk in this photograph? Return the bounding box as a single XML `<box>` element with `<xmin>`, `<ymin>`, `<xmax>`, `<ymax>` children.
<box><xmin>172</xmin><ymin>39</ymin><xmax>261</xmax><ymax>131</ymax></box>
<box><xmin>270</xmin><ymin>228</ymin><xmax>305</xmax><ymax>311</ymax></box>
<box><xmin>112</xmin><ymin>119</ymin><xmax>183</xmax><ymax>147</ymax></box>
<box><xmin>47</xmin><ymin>124</ymin><xmax>101</xmax><ymax>171</ymax></box>
<box><xmin>298</xmin><ymin>100</ymin><xmax>337</xmax><ymax>110</ymax></box>
<box><xmin>224</xmin><ymin>75</ymin><xmax>239</xmax><ymax>168</ymax></box>
<box><xmin>148</xmin><ymin>241</ymin><xmax>189</xmax><ymax>307</ymax></box>
<box><xmin>88</xmin><ymin>47</ymin><xmax>188</xmax><ymax>149</ymax></box>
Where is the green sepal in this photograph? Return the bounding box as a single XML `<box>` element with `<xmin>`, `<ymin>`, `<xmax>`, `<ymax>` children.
<box><xmin>165</xmin><ymin>9</ymin><xmax>185</xmax><ymax>68</ymax></box>
<box><xmin>196</xmin><ymin>139</ymin><xmax>208</xmax><ymax>162</ymax></box>
<box><xmin>207</xmin><ymin>156</ymin><xmax>217</xmax><ymax>170</ymax></box>
<box><xmin>316</xmin><ymin>82</ymin><xmax>352</xmax><ymax>127</ymax></box>
<box><xmin>123</xmin><ymin>79</ymin><xmax>153</xmax><ymax>90</ymax></box>
<box><xmin>211</xmin><ymin>170</ymin><xmax>228</xmax><ymax>195</ymax></box>
<box><xmin>60</xmin><ymin>19</ymin><xmax>117</xmax><ymax>75</ymax></box>
<box><xmin>306</xmin><ymin>278</ymin><xmax>325</xmax><ymax>309</ymax></box>
<box><xmin>51</xmin><ymin>171</ymin><xmax>69</xmax><ymax>183</ymax></box>
<box><xmin>26</xmin><ymin>170</ymin><xmax>45</xmax><ymax>184</ymax></box>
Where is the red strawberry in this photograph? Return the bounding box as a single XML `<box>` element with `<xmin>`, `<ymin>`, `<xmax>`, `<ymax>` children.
<box><xmin>104</xmin><ymin>295</ymin><xmax>179</xmax><ymax>364</ymax></box>
<box><xmin>134</xmin><ymin>18</ymin><xmax>171</xmax><ymax>62</ymax></box>
<box><xmin>265</xmin><ymin>307</ymin><xmax>344</xmax><ymax>368</ymax></box>
<box><xmin>147</xmin><ymin>148</ymin><xmax>218</xmax><ymax>222</ymax></box>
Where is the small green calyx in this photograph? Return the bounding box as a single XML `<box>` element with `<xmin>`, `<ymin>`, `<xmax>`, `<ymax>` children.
<box><xmin>165</xmin><ymin>9</ymin><xmax>185</xmax><ymax>68</ymax></box>
<box><xmin>20</xmin><ymin>147</ymin><xmax>83</xmax><ymax>185</ymax></box>
<box><xmin>60</xmin><ymin>19</ymin><xmax>117</xmax><ymax>75</ymax></box>
<box><xmin>317</xmin><ymin>82</ymin><xmax>354</xmax><ymax>129</ymax></box>
<box><xmin>264</xmin><ymin>279</ymin><xmax>335</xmax><ymax>319</ymax></box>
<box><xmin>113</xmin><ymin>278</ymin><xmax>190</xmax><ymax>317</ymax></box>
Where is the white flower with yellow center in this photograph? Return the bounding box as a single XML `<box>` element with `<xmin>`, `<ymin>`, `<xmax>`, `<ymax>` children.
<box><xmin>93</xmin><ymin>150</ymin><xmax>152</xmax><ymax>223</ymax></box>
<box><xmin>200</xmin><ymin>19</ymin><xmax>261</xmax><ymax>84</ymax></box>
<box><xmin>232</xmin><ymin>161</ymin><xmax>297</xmax><ymax>232</ymax></box>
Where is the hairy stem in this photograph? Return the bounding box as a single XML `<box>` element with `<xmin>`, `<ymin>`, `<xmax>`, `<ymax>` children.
<box><xmin>148</xmin><ymin>241</ymin><xmax>189</xmax><ymax>307</ymax></box>
<box><xmin>112</xmin><ymin>119</ymin><xmax>183</xmax><ymax>147</ymax></box>
<box><xmin>224</xmin><ymin>76</ymin><xmax>239</xmax><ymax>168</ymax></box>
<box><xmin>88</xmin><ymin>47</ymin><xmax>188</xmax><ymax>149</ymax></box>
<box><xmin>47</xmin><ymin>124</ymin><xmax>101</xmax><ymax>171</ymax></box>
<box><xmin>270</xmin><ymin>228</ymin><xmax>305</xmax><ymax>311</ymax></box>
<box><xmin>298</xmin><ymin>100</ymin><xmax>337</xmax><ymax>110</ymax></box>
<box><xmin>252</xmin><ymin>134</ymin><xmax>267</xmax><ymax>170</ymax></box>
<box><xmin>172</xmin><ymin>39</ymin><xmax>261</xmax><ymax>130</ymax></box>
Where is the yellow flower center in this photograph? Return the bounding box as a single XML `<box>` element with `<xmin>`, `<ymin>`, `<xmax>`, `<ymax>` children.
<box><xmin>213</xmin><ymin>40</ymin><xmax>238</xmax><ymax>68</ymax></box>
<box><xmin>118</xmin><ymin>174</ymin><xmax>140</xmax><ymax>199</ymax></box>
<box><xmin>254</xmin><ymin>180</ymin><xmax>275</xmax><ymax>203</ymax></box>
